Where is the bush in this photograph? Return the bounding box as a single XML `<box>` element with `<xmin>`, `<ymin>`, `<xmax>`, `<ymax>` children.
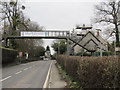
<box><xmin>76</xmin><ymin>51</ymin><xmax>114</xmax><ymax>56</ymax></box>
<box><xmin>94</xmin><ymin>51</ymin><xmax>113</xmax><ymax>56</ymax></box>
<box><xmin>57</xmin><ymin>55</ymin><xmax>120</xmax><ymax>88</ymax></box>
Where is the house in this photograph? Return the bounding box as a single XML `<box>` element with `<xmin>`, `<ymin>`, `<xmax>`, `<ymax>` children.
<box><xmin>72</xmin><ymin>25</ymin><xmax>108</xmax><ymax>55</ymax></box>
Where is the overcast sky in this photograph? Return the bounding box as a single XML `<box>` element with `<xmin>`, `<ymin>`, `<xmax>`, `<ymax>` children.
<box><xmin>23</xmin><ymin>0</ymin><xmax>104</xmax><ymax>54</ymax></box>
<box><xmin>24</xmin><ymin>1</ymin><xmax>100</xmax><ymax>29</ymax></box>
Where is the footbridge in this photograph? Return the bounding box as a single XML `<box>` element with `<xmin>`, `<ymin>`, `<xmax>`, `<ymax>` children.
<box><xmin>3</xmin><ymin>30</ymin><xmax>107</xmax><ymax>55</ymax></box>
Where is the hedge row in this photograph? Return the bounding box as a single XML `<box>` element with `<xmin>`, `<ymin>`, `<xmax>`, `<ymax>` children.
<box><xmin>76</xmin><ymin>51</ymin><xmax>113</xmax><ymax>56</ymax></box>
<box><xmin>57</xmin><ymin>55</ymin><xmax>120</xmax><ymax>88</ymax></box>
<box><xmin>1</xmin><ymin>47</ymin><xmax>18</xmax><ymax>64</ymax></box>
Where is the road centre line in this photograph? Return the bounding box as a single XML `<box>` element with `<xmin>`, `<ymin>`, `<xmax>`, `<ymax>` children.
<box><xmin>1</xmin><ymin>63</ymin><xmax>35</xmax><ymax>82</ymax></box>
<box><xmin>29</xmin><ymin>66</ymin><xmax>32</xmax><ymax>68</ymax></box>
<box><xmin>23</xmin><ymin>68</ymin><xmax>28</xmax><ymax>71</ymax></box>
<box><xmin>0</xmin><ymin>76</ymin><xmax>12</xmax><ymax>82</ymax></box>
<box><xmin>21</xmin><ymin>64</ymin><xmax>27</xmax><ymax>65</ymax></box>
<box><xmin>15</xmin><ymin>71</ymin><xmax>22</xmax><ymax>74</ymax></box>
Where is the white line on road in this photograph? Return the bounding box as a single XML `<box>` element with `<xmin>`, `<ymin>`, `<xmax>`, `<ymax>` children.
<box><xmin>0</xmin><ymin>76</ymin><xmax>12</xmax><ymax>82</ymax></box>
<box><xmin>43</xmin><ymin>62</ymin><xmax>52</xmax><ymax>88</ymax></box>
<box><xmin>15</xmin><ymin>71</ymin><xmax>22</xmax><ymax>74</ymax></box>
<box><xmin>29</xmin><ymin>66</ymin><xmax>32</xmax><ymax>68</ymax></box>
<box><xmin>23</xmin><ymin>68</ymin><xmax>28</xmax><ymax>71</ymax></box>
<box><xmin>21</xmin><ymin>64</ymin><xmax>27</xmax><ymax>65</ymax></box>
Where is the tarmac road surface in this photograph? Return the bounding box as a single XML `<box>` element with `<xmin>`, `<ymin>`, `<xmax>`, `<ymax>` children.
<box><xmin>1</xmin><ymin>60</ymin><xmax>52</xmax><ymax>88</ymax></box>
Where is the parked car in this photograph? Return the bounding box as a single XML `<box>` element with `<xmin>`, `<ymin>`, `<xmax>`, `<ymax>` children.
<box><xmin>44</xmin><ymin>58</ymin><xmax>48</xmax><ymax>60</ymax></box>
<box><xmin>40</xmin><ymin>56</ymin><xmax>44</xmax><ymax>60</ymax></box>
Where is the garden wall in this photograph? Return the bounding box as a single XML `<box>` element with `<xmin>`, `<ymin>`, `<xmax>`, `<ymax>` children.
<box><xmin>1</xmin><ymin>47</ymin><xmax>18</xmax><ymax>64</ymax></box>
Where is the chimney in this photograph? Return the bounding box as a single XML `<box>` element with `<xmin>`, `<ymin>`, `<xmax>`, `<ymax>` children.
<box><xmin>97</xmin><ymin>30</ymin><xmax>99</xmax><ymax>37</ymax></box>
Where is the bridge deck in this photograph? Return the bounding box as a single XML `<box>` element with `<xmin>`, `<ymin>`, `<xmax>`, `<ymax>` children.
<box><xmin>6</xmin><ymin>36</ymin><xmax>68</xmax><ymax>39</ymax></box>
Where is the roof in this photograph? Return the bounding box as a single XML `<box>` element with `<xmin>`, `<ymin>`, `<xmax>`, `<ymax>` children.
<box><xmin>73</xmin><ymin>31</ymin><xmax>108</xmax><ymax>47</ymax></box>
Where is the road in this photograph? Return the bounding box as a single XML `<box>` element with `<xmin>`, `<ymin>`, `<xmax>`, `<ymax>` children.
<box><xmin>1</xmin><ymin>60</ymin><xmax>52</xmax><ymax>88</ymax></box>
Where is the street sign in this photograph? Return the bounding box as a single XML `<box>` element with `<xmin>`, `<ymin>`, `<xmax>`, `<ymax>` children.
<box><xmin>19</xmin><ymin>52</ymin><xmax>23</xmax><ymax>57</ymax></box>
<box><xmin>115</xmin><ymin>47</ymin><xmax>120</xmax><ymax>52</ymax></box>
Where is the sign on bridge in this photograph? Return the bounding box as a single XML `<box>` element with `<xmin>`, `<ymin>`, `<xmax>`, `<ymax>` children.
<box><xmin>21</xmin><ymin>32</ymin><xmax>46</xmax><ymax>37</ymax></box>
<box><xmin>21</xmin><ymin>31</ymin><xmax>68</xmax><ymax>37</ymax></box>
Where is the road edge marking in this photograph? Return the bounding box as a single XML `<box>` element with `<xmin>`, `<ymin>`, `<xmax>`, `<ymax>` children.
<box><xmin>43</xmin><ymin>61</ymin><xmax>52</xmax><ymax>88</ymax></box>
<box><xmin>0</xmin><ymin>76</ymin><xmax>12</xmax><ymax>82</ymax></box>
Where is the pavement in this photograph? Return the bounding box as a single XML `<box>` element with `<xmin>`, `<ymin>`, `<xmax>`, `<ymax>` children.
<box><xmin>48</xmin><ymin>60</ymin><xmax>67</xmax><ymax>88</ymax></box>
<box><xmin>2</xmin><ymin>60</ymin><xmax>51</xmax><ymax>88</ymax></box>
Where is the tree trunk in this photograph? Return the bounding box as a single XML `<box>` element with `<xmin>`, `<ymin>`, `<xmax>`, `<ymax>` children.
<box><xmin>115</xmin><ymin>23</ymin><xmax>120</xmax><ymax>47</ymax></box>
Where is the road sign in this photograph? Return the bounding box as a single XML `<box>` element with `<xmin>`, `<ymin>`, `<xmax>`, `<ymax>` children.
<box><xmin>115</xmin><ymin>47</ymin><xmax>120</xmax><ymax>51</ymax></box>
<box><xmin>19</xmin><ymin>52</ymin><xmax>23</xmax><ymax>57</ymax></box>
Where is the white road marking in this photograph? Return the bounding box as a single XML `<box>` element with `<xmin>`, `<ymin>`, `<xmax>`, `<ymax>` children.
<box><xmin>43</xmin><ymin>62</ymin><xmax>52</xmax><ymax>88</ymax></box>
<box><xmin>15</xmin><ymin>71</ymin><xmax>22</xmax><ymax>74</ymax></box>
<box><xmin>23</xmin><ymin>68</ymin><xmax>28</xmax><ymax>71</ymax></box>
<box><xmin>29</xmin><ymin>66</ymin><xmax>32</xmax><ymax>68</ymax></box>
<box><xmin>21</xmin><ymin>64</ymin><xmax>27</xmax><ymax>65</ymax></box>
<box><xmin>0</xmin><ymin>76</ymin><xmax>12</xmax><ymax>82</ymax></box>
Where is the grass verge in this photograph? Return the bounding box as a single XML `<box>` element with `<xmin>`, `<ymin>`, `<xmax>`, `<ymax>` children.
<box><xmin>57</xmin><ymin>63</ymin><xmax>83</xmax><ymax>89</ymax></box>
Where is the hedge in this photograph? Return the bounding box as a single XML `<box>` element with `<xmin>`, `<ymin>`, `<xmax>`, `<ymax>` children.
<box><xmin>1</xmin><ymin>47</ymin><xmax>18</xmax><ymax>64</ymax></box>
<box><xmin>76</xmin><ymin>51</ymin><xmax>114</xmax><ymax>56</ymax></box>
<box><xmin>57</xmin><ymin>55</ymin><xmax>120</xmax><ymax>88</ymax></box>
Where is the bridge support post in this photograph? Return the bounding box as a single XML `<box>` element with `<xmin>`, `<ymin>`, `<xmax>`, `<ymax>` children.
<box><xmin>66</xmin><ymin>32</ymin><xmax>70</xmax><ymax>55</ymax></box>
<box><xmin>4</xmin><ymin>38</ymin><xmax>8</xmax><ymax>47</ymax></box>
<box><xmin>67</xmin><ymin>37</ymin><xmax>69</xmax><ymax>55</ymax></box>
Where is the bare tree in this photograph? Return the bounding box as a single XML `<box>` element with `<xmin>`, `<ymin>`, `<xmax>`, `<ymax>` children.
<box><xmin>0</xmin><ymin>0</ymin><xmax>26</xmax><ymax>34</ymax></box>
<box><xmin>0</xmin><ymin>0</ymin><xmax>27</xmax><ymax>49</ymax></box>
<box><xmin>16</xmin><ymin>21</ymin><xmax>44</xmax><ymax>56</ymax></box>
<box><xmin>94</xmin><ymin>0</ymin><xmax>120</xmax><ymax>46</ymax></box>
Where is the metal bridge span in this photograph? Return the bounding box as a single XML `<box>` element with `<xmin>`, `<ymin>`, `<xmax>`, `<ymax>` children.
<box><xmin>4</xmin><ymin>30</ymin><xmax>71</xmax><ymax>55</ymax></box>
<box><xmin>3</xmin><ymin>30</ymin><xmax>103</xmax><ymax>55</ymax></box>
<box><xmin>5</xmin><ymin>30</ymin><xmax>70</xmax><ymax>40</ymax></box>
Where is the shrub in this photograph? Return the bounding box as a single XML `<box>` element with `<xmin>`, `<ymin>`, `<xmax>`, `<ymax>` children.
<box><xmin>76</xmin><ymin>51</ymin><xmax>113</xmax><ymax>56</ymax></box>
<box><xmin>57</xmin><ymin>55</ymin><xmax>120</xmax><ymax>88</ymax></box>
